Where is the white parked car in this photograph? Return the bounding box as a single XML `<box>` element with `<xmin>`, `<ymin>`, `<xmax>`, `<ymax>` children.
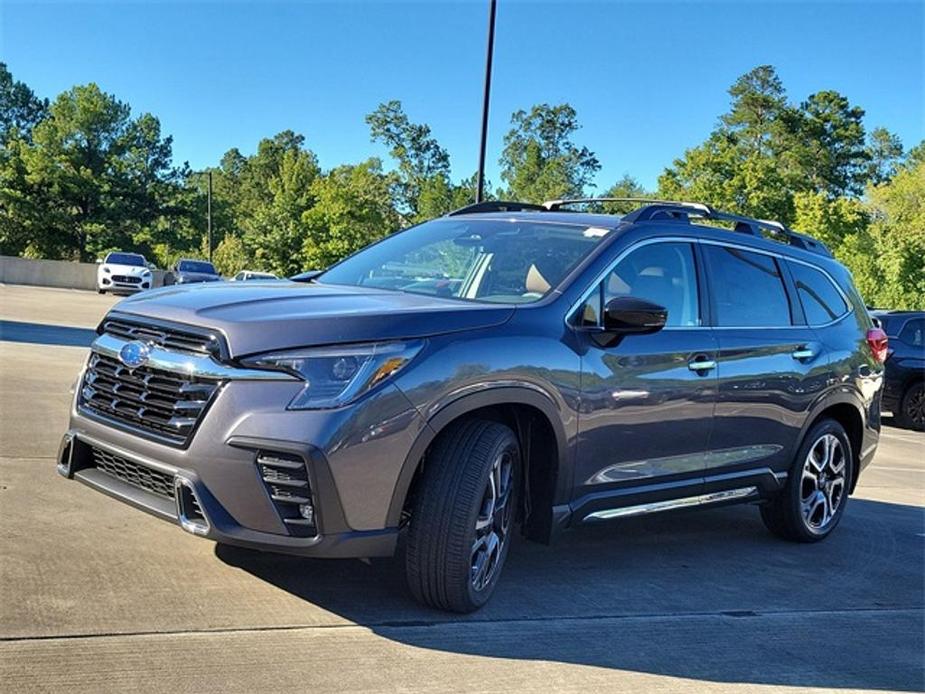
<box><xmin>97</xmin><ymin>252</ymin><xmax>153</xmax><ymax>294</ymax></box>
<box><xmin>232</xmin><ymin>270</ymin><xmax>278</xmax><ymax>281</ymax></box>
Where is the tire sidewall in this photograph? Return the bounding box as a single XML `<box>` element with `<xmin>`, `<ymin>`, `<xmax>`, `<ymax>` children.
<box><xmin>787</xmin><ymin>420</ymin><xmax>853</xmax><ymax>540</ymax></box>
<box><xmin>462</xmin><ymin>430</ymin><xmax>520</xmax><ymax>610</ymax></box>
<box><xmin>900</xmin><ymin>382</ymin><xmax>925</xmax><ymax>431</ymax></box>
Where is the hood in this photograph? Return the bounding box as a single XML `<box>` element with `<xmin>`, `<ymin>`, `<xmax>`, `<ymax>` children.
<box><xmin>176</xmin><ymin>271</ymin><xmax>222</xmax><ymax>282</ymax></box>
<box><xmin>101</xmin><ymin>264</ymin><xmax>148</xmax><ymax>275</ymax></box>
<box><xmin>113</xmin><ymin>280</ymin><xmax>514</xmax><ymax>356</ymax></box>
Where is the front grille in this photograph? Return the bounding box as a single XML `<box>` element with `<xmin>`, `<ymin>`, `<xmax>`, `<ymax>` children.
<box><xmin>101</xmin><ymin>318</ymin><xmax>219</xmax><ymax>356</ymax></box>
<box><xmin>257</xmin><ymin>451</ymin><xmax>316</xmax><ymax>536</ymax></box>
<box><xmin>91</xmin><ymin>446</ymin><xmax>174</xmax><ymax>500</ymax></box>
<box><xmin>111</xmin><ymin>275</ymin><xmax>141</xmax><ymax>284</ymax></box>
<box><xmin>80</xmin><ymin>353</ymin><xmax>220</xmax><ymax>445</ymax></box>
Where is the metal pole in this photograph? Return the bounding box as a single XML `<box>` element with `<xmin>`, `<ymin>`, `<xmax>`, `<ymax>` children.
<box><xmin>207</xmin><ymin>170</ymin><xmax>213</xmax><ymax>262</ymax></box>
<box><xmin>475</xmin><ymin>0</ymin><xmax>497</xmax><ymax>203</ymax></box>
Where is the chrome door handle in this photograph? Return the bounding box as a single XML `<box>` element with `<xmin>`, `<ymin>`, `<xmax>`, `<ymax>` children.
<box><xmin>688</xmin><ymin>359</ymin><xmax>717</xmax><ymax>372</ymax></box>
<box><xmin>791</xmin><ymin>348</ymin><xmax>816</xmax><ymax>360</ymax></box>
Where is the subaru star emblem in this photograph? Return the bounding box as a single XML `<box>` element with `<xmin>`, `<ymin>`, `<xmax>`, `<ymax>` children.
<box><xmin>118</xmin><ymin>340</ymin><xmax>151</xmax><ymax>369</ymax></box>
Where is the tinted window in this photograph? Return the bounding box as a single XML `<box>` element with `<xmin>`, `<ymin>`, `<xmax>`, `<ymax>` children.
<box><xmin>789</xmin><ymin>262</ymin><xmax>849</xmax><ymax>325</ymax></box>
<box><xmin>899</xmin><ymin>319</ymin><xmax>924</xmax><ymax>348</ymax></box>
<box><xmin>105</xmin><ymin>252</ymin><xmax>145</xmax><ymax>267</ymax></box>
<box><xmin>705</xmin><ymin>246</ymin><xmax>791</xmax><ymax>327</ymax></box>
<box><xmin>584</xmin><ymin>242</ymin><xmax>700</xmax><ymax>327</ymax></box>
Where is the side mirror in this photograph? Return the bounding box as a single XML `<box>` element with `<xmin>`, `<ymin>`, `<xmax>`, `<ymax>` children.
<box><xmin>603</xmin><ymin>296</ymin><xmax>667</xmax><ymax>334</ymax></box>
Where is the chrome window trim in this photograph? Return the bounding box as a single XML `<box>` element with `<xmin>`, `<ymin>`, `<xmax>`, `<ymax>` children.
<box><xmin>90</xmin><ymin>333</ymin><xmax>296</xmax><ymax>381</ymax></box>
<box><xmin>566</xmin><ymin>235</ymin><xmax>854</xmax><ymax>331</ymax></box>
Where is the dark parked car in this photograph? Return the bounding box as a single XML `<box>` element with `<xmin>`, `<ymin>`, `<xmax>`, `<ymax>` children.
<box><xmin>872</xmin><ymin>310</ymin><xmax>924</xmax><ymax>430</ymax></box>
<box><xmin>165</xmin><ymin>259</ymin><xmax>222</xmax><ymax>285</ymax></box>
<box><xmin>59</xmin><ymin>199</ymin><xmax>886</xmax><ymax>612</ymax></box>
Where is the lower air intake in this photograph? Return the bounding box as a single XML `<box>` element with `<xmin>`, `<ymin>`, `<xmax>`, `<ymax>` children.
<box><xmin>256</xmin><ymin>451</ymin><xmax>316</xmax><ymax>537</ymax></box>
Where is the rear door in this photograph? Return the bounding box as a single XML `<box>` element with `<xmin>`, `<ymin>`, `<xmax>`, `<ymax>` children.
<box><xmin>702</xmin><ymin>243</ymin><xmax>831</xmax><ymax>487</ymax></box>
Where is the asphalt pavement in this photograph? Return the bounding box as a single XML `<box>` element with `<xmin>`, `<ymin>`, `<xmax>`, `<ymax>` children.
<box><xmin>1</xmin><ymin>283</ymin><xmax>923</xmax><ymax>693</ymax></box>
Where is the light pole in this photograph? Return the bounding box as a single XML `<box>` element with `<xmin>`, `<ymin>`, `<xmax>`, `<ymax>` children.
<box><xmin>207</xmin><ymin>170</ymin><xmax>213</xmax><ymax>262</ymax></box>
<box><xmin>475</xmin><ymin>0</ymin><xmax>497</xmax><ymax>203</ymax></box>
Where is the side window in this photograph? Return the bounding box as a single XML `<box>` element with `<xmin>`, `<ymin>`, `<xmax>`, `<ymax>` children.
<box><xmin>577</xmin><ymin>242</ymin><xmax>700</xmax><ymax>328</ymax></box>
<box><xmin>899</xmin><ymin>319</ymin><xmax>924</xmax><ymax>348</ymax></box>
<box><xmin>789</xmin><ymin>262</ymin><xmax>849</xmax><ymax>325</ymax></box>
<box><xmin>704</xmin><ymin>245</ymin><xmax>792</xmax><ymax>327</ymax></box>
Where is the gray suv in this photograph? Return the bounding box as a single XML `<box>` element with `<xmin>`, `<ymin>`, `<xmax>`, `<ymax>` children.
<box><xmin>58</xmin><ymin>199</ymin><xmax>886</xmax><ymax>612</ymax></box>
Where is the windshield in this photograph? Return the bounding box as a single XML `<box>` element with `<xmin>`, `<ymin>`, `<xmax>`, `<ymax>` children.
<box><xmin>178</xmin><ymin>260</ymin><xmax>217</xmax><ymax>274</ymax></box>
<box><xmin>105</xmin><ymin>252</ymin><xmax>145</xmax><ymax>267</ymax></box>
<box><xmin>319</xmin><ymin>218</ymin><xmax>613</xmax><ymax>303</ymax></box>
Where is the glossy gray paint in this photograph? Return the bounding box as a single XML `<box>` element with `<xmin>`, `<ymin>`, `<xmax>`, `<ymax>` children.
<box><xmin>59</xmin><ymin>211</ymin><xmax>883</xmax><ymax>557</ymax></box>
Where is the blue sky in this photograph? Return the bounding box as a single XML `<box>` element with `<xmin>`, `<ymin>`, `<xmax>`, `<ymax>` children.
<box><xmin>2</xmin><ymin>1</ymin><xmax>922</xmax><ymax>191</ymax></box>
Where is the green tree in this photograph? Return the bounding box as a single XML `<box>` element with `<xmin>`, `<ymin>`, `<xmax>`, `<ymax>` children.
<box><xmin>866</xmin><ymin>127</ymin><xmax>905</xmax><ymax>184</ymax></box>
<box><xmin>301</xmin><ymin>158</ymin><xmax>399</xmax><ymax>270</ymax></box>
<box><xmin>0</xmin><ymin>63</ymin><xmax>48</xmax><ymax>143</ymax></box>
<box><xmin>499</xmin><ymin>103</ymin><xmax>600</xmax><ymax>203</ymax></box>
<box><xmin>797</xmin><ymin>90</ymin><xmax>869</xmax><ymax>197</ymax></box>
<box><xmin>367</xmin><ymin>100</ymin><xmax>451</xmax><ymax>219</ymax></box>
<box><xmin>599</xmin><ymin>175</ymin><xmax>648</xmax><ymax>213</ymax></box>
<box><xmin>212</xmin><ymin>233</ymin><xmax>250</xmax><ymax>276</ymax></box>
<box><xmin>861</xmin><ymin>157</ymin><xmax>925</xmax><ymax>308</ymax></box>
<box><xmin>1</xmin><ymin>83</ymin><xmax>179</xmax><ymax>260</ymax></box>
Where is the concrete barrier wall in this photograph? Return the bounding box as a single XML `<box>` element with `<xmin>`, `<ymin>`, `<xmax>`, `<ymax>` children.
<box><xmin>0</xmin><ymin>255</ymin><xmax>166</xmax><ymax>291</ymax></box>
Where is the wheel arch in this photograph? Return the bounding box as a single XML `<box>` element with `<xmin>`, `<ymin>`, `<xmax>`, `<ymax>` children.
<box><xmin>799</xmin><ymin>393</ymin><xmax>866</xmax><ymax>494</ymax></box>
<box><xmin>387</xmin><ymin>386</ymin><xmax>572</xmax><ymax>542</ymax></box>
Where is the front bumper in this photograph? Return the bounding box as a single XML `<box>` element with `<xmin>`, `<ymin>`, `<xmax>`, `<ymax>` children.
<box><xmin>60</xmin><ymin>370</ymin><xmax>427</xmax><ymax>558</ymax></box>
<box><xmin>100</xmin><ymin>277</ymin><xmax>150</xmax><ymax>292</ymax></box>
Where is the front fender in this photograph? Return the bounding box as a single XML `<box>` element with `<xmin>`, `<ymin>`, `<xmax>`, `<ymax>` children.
<box><xmin>385</xmin><ymin>384</ymin><xmax>572</xmax><ymax>528</ymax></box>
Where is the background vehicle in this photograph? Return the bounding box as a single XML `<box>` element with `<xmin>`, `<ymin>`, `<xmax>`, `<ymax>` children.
<box><xmin>164</xmin><ymin>259</ymin><xmax>222</xmax><ymax>285</ymax></box>
<box><xmin>232</xmin><ymin>270</ymin><xmax>278</xmax><ymax>281</ymax></box>
<box><xmin>60</xmin><ymin>199</ymin><xmax>885</xmax><ymax>613</ymax></box>
<box><xmin>96</xmin><ymin>252</ymin><xmax>153</xmax><ymax>294</ymax></box>
<box><xmin>872</xmin><ymin>310</ymin><xmax>925</xmax><ymax>430</ymax></box>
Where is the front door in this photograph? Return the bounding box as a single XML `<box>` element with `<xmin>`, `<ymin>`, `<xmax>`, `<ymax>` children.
<box><xmin>571</xmin><ymin>241</ymin><xmax>717</xmax><ymax>519</ymax></box>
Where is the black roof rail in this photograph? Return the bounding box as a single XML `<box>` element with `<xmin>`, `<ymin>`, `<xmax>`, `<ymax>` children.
<box><xmin>446</xmin><ymin>200</ymin><xmax>547</xmax><ymax>216</ymax></box>
<box><xmin>543</xmin><ymin>197</ymin><xmax>832</xmax><ymax>258</ymax></box>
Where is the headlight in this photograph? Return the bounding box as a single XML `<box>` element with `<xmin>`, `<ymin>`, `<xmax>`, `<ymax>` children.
<box><xmin>242</xmin><ymin>340</ymin><xmax>423</xmax><ymax>410</ymax></box>
<box><xmin>102</xmin><ymin>266</ymin><xmax>111</xmax><ymax>273</ymax></box>
<box><xmin>142</xmin><ymin>269</ymin><xmax>151</xmax><ymax>276</ymax></box>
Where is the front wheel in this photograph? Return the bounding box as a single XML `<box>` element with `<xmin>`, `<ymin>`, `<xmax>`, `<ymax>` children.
<box><xmin>760</xmin><ymin>419</ymin><xmax>853</xmax><ymax>542</ymax></box>
<box><xmin>405</xmin><ymin>419</ymin><xmax>519</xmax><ymax>613</ymax></box>
<box><xmin>97</xmin><ymin>288</ymin><xmax>105</xmax><ymax>294</ymax></box>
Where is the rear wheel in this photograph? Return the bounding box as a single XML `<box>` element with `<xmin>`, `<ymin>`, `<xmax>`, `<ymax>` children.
<box><xmin>897</xmin><ymin>382</ymin><xmax>925</xmax><ymax>431</ymax></box>
<box><xmin>405</xmin><ymin>419</ymin><xmax>519</xmax><ymax>613</ymax></box>
<box><xmin>760</xmin><ymin>419</ymin><xmax>852</xmax><ymax>542</ymax></box>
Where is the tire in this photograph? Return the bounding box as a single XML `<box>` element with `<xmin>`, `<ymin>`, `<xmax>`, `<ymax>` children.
<box><xmin>97</xmin><ymin>289</ymin><xmax>105</xmax><ymax>295</ymax></box>
<box><xmin>405</xmin><ymin>419</ymin><xmax>520</xmax><ymax>613</ymax></box>
<box><xmin>896</xmin><ymin>382</ymin><xmax>925</xmax><ymax>431</ymax></box>
<box><xmin>760</xmin><ymin>418</ymin><xmax>853</xmax><ymax>542</ymax></box>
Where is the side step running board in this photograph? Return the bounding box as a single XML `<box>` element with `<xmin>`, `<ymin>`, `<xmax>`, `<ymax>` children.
<box><xmin>583</xmin><ymin>486</ymin><xmax>759</xmax><ymax>522</ymax></box>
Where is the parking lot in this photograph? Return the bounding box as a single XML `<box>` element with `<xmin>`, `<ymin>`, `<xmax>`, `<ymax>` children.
<box><xmin>1</xmin><ymin>283</ymin><xmax>923</xmax><ymax>693</ymax></box>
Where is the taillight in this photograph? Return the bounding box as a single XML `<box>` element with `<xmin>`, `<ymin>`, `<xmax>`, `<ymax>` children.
<box><xmin>867</xmin><ymin>327</ymin><xmax>889</xmax><ymax>363</ymax></box>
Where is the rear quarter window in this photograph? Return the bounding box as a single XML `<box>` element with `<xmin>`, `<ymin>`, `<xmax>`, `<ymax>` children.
<box><xmin>788</xmin><ymin>262</ymin><xmax>850</xmax><ymax>326</ymax></box>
